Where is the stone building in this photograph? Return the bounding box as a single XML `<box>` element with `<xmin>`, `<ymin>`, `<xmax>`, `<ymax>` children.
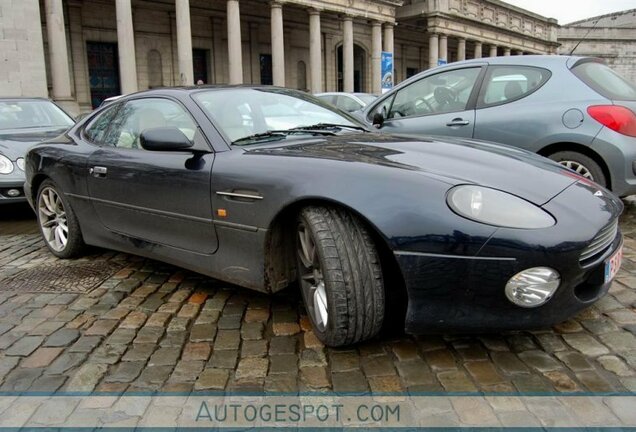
<box><xmin>1</xmin><ymin>0</ymin><xmax>559</xmax><ymax>115</ymax></box>
<box><xmin>558</xmin><ymin>9</ymin><xmax>636</xmax><ymax>84</ymax></box>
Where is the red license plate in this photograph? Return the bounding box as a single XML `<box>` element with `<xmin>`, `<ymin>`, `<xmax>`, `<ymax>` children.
<box><xmin>604</xmin><ymin>246</ymin><xmax>623</xmax><ymax>284</ymax></box>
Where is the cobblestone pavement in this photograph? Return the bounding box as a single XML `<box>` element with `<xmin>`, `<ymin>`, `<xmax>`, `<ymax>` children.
<box><xmin>1</xmin><ymin>201</ymin><xmax>636</xmax><ymax>396</ymax></box>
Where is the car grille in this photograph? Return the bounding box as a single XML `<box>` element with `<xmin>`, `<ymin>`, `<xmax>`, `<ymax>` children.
<box><xmin>580</xmin><ymin>219</ymin><xmax>619</xmax><ymax>264</ymax></box>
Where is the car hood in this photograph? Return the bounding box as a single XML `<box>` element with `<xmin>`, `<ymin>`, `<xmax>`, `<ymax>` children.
<box><xmin>246</xmin><ymin>133</ymin><xmax>579</xmax><ymax>205</ymax></box>
<box><xmin>0</xmin><ymin>126</ymin><xmax>69</xmax><ymax>160</ymax></box>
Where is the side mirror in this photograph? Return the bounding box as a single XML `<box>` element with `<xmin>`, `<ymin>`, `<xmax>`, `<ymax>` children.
<box><xmin>140</xmin><ymin>127</ymin><xmax>193</xmax><ymax>152</ymax></box>
<box><xmin>372</xmin><ymin>112</ymin><xmax>384</xmax><ymax>129</ymax></box>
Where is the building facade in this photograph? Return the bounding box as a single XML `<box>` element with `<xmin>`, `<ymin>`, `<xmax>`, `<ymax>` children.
<box><xmin>558</xmin><ymin>9</ymin><xmax>636</xmax><ymax>84</ymax></box>
<box><xmin>1</xmin><ymin>0</ymin><xmax>559</xmax><ymax>115</ymax></box>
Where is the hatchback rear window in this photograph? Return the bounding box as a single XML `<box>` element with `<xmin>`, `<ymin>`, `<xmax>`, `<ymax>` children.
<box><xmin>572</xmin><ymin>61</ymin><xmax>636</xmax><ymax>101</ymax></box>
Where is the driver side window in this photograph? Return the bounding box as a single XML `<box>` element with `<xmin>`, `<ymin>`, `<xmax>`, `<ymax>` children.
<box><xmin>388</xmin><ymin>67</ymin><xmax>481</xmax><ymax>119</ymax></box>
<box><xmin>103</xmin><ymin>98</ymin><xmax>197</xmax><ymax>149</ymax></box>
<box><xmin>83</xmin><ymin>104</ymin><xmax>120</xmax><ymax>145</ymax></box>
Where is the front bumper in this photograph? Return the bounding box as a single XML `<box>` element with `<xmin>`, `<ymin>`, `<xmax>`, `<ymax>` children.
<box><xmin>397</xmin><ymin>232</ymin><xmax>621</xmax><ymax>333</ymax></box>
<box><xmin>0</xmin><ymin>178</ymin><xmax>27</xmax><ymax>204</ymax></box>
<box><xmin>396</xmin><ymin>180</ymin><xmax>623</xmax><ymax>333</ymax></box>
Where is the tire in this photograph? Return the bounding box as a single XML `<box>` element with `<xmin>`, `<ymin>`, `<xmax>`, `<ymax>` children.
<box><xmin>548</xmin><ymin>151</ymin><xmax>607</xmax><ymax>187</ymax></box>
<box><xmin>36</xmin><ymin>179</ymin><xmax>86</xmax><ymax>258</ymax></box>
<box><xmin>296</xmin><ymin>206</ymin><xmax>384</xmax><ymax>347</ymax></box>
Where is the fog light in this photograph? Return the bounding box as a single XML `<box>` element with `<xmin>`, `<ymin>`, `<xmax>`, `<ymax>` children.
<box><xmin>6</xmin><ymin>189</ymin><xmax>21</xmax><ymax>197</ymax></box>
<box><xmin>505</xmin><ymin>267</ymin><xmax>560</xmax><ymax>308</ymax></box>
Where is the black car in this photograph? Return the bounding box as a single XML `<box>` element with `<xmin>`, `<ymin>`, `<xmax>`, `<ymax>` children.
<box><xmin>24</xmin><ymin>86</ymin><xmax>623</xmax><ymax>347</ymax></box>
<box><xmin>0</xmin><ymin>98</ymin><xmax>75</xmax><ymax>204</ymax></box>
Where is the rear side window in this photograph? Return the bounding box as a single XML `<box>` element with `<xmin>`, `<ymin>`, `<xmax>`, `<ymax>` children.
<box><xmin>572</xmin><ymin>61</ymin><xmax>636</xmax><ymax>101</ymax></box>
<box><xmin>317</xmin><ymin>95</ymin><xmax>336</xmax><ymax>105</ymax></box>
<box><xmin>479</xmin><ymin>66</ymin><xmax>550</xmax><ymax>108</ymax></box>
<box><xmin>336</xmin><ymin>96</ymin><xmax>363</xmax><ymax>113</ymax></box>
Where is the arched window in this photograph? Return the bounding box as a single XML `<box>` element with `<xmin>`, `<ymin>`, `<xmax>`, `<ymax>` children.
<box><xmin>297</xmin><ymin>61</ymin><xmax>307</xmax><ymax>91</ymax></box>
<box><xmin>147</xmin><ymin>50</ymin><xmax>163</xmax><ymax>89</ymax></box>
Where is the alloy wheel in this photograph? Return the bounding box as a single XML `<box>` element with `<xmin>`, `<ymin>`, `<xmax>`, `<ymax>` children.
<box><xmin>297</xmin><ymin>222</ymin><xmax>328</xmax><ymax>331</ymax></box>
<box><xmin>38</xmin><ymin>186</ymin><xmax>68</xmax><ymax>252</ymax></box>
<box><xmin>558</xmin><ymin>160</ymin><xmax>594</xmax><ymax>180</ymax></box>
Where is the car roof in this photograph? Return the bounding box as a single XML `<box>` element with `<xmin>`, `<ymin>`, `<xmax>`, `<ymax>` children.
<box><xmin>438</xmin><ymin>54</ymin><xmax>585</xmax><ymax>69</ymax></box>
<box><xmin>112</xmin><ymin>85</ymin><xmax>307</xmax><ymax>100</ymax></box>
<box><xmin>315</xmin><ymin>92</ymin><xmax>375</xmax><ymax>97</ymax></box>
<box><xmin>0</xmin><ymin>97</ymin><xmax>53</xmax><ymax>102</ymax></box>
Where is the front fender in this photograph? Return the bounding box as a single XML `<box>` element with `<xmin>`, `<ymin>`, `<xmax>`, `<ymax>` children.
<box><xmin>211</xmin><ymin>150</ymin><xmax>497</xmax><ymax>258</ymax></box>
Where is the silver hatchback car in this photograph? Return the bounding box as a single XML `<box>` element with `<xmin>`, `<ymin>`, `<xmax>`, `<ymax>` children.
<box><xmin>363</xmin><ymin>56</ymin><xmax>636</xmax><ymax>196</ymax></box>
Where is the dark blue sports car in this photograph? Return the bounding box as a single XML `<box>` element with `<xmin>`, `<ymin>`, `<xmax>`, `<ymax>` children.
<box><xmin>24</xmin><ymin>86</ymin><xmax>623</xmax><ymax>346</ymax></box>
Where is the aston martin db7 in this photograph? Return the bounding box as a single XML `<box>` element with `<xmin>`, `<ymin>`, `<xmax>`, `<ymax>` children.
<box><xmin>25</xmin><ymin>86</ymin><xmax>623</xmax><ymax>346</ymax></box>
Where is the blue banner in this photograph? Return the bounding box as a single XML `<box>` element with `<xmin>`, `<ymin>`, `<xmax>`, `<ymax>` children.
<box><xmin>381</xmin><ymin>51</ymin><xmax>393</xmax><ymax>93</ymax></box>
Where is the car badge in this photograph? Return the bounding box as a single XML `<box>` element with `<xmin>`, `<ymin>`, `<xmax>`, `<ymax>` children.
<box><xmin>594</xmin><ymin>190</ymin><xmax>603</xmax><ymax>197</ymax></box>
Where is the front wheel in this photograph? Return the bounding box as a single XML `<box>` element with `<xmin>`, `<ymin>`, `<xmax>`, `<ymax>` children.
<box><xmin>548</xmin><ymin>151</ymin><xmax>607</xmax><ymax>188</ymax></box>
<box><xmin>36</xmin><ymin>179</ymin><xmax>86</xmax><ymax>258</ymax></box>
<box><xmin>296</xmin><ymin>206</ymin><xmax>384</xmax><ymax>347</ymax></box>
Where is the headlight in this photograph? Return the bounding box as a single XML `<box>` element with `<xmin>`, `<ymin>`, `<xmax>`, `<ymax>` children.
<box><xmin>447</xmin><ymin>185</ymin><xmax>555</xmax><ymax>229</ymax></box>
<box><xmin>16</xmin><ymin>158</ymin><xmax>25</xmax><ymax>171</ymax></box>
<box><xmin>0</xmin><ymin>155</ymin><xmax>13</xmax><ymax>174</ymax></box>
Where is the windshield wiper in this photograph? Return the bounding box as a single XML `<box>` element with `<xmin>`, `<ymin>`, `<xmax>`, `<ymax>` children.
<box><xmin>232</xmin><ymin>129</ymin><xmax>336</xmax><ymax>145</ymax></box>
<box><xmin>290</xmin><ymin>123</ymin><xmax>368</xmax><ymax>132</ymax></box>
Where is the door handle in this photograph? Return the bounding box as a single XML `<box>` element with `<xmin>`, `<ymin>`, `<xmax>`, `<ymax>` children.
<box><xmin>446</xmin><ymin>118</ymin><xmax>470</xmax><ymax>127</ymax></box>
<box><xmin>89</xmin><ymin>166</ymin><xmax>108</xmax><ymax>177</ymax></box>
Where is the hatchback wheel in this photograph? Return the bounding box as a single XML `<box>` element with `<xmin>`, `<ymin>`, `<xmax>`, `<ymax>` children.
<box><xmin>549</xmin><ymin>151</ymin><xmax>607</xmax><ymax>188</ymax></box>
<box><xmin>296</xmin><ymin>206</ymin><xmax>384</xmax><ymax>347</ymax></box>
<box><xmin>37</xmin><ymin>180</ymin><xmax>86</xmax><ymax>258</ymax></box>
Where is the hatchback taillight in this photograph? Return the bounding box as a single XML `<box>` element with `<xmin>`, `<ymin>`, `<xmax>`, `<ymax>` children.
<box><xmin>587</xmin><ymin>105</ymin><xmax>636</xmax><ymax>137</ymax></box>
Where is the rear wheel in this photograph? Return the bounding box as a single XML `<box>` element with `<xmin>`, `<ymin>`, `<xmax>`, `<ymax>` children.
<box><xmin>548</xmin><ymin>151</ymin><xmax>607</xmax><ymax>187</ymax></box>
<box><xmin>36</xmin><ymin>179</ymin><xmax>86</xmax><ymax>258</ymax></box>
<box><xmin>296</xmin><ymin>206</ymin><xmax>384</xmax><ymax>347</ymax></box>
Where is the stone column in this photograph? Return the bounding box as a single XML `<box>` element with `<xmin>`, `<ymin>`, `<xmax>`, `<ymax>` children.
<box><xmin>227</xmin><ymin>0</ymin><xmax>243</xmax><ymax>84</ymax></box>
<box><xmin>371</xmin><ymin>21</ymin><xmax>382</xmax><ymax>94</ymax></box>
<box><xmin>489</xmin><ymin>44</ymin><xmax>497</xmax><ymax>57</ymax></box>
<box><xmin>115</xmin><ymin>0</ymin><xmax>138</xmax><ymax>94</ymax></box>
<box><xmin>249</xmin><ymin>23</ymin><xmax>260</xmax><ymax>84</ymax></box>
<box><xmin>270</xmin><ymin>1</ymin><xmax>285</xmax><ymax>86</ymax></box>
<box><xmin>211</xmin><ymin>17</ymin><xmax>226</xmax><ymax>83</ymax></box>
<box><xmin>383</xmin><ymin>22</ymin><xmax>394</xmax><ymax>54</ymax></box>
<box><xmin>474</xmin><ymin>41</ymin><xmax>482</xmax><ymax>59</ymax></box>
<box><xmin>68</xmin><ymin>2</ymin><xmax>90</xmax><ymax>111</ymax></box>
<box><xmin>308</xmin><ymin>9</ymin><xmax>322</xmax><ymax>93</ymax></box>
<box><xmin>342</xmin><ymin>16</ymin><xmax>354</xmax><ymax>93</ymax></box>
<box><xmin>439</xmin><ymin>34</ymin><xmax>447</xmax><ymax>62</ymax></box>
<box><xmin>428</xmin><ymin>33</ymin><xmax>438</xmax><ymax>69</ymax></box>
<box><xmin>175</xmin><ymin>0</ymin><xmax>193</xmax><ymax>85</ymax></box>
<box><xmin>44</xmin><ymin>0</ymin><xmax>73</xmax><ymax>102</ymax></box>
<box><xmin>325</xmin><ymin>33</ymin><xmax>335</xmax><ymax>91</ymax></box>
<box><xmin>457</xmin><ymin>37</ymin><xmax>466</xmax><ymax>61</ymax></box>
<box><xmin>515</xmin><ymin>50</ymin><xmax>524</xmax><ymax>55</ymax></box>
<box><xmin>503</xmin><ymin>47</ymin><xmax>511</xmax><ymax>56</ymax></box>
<box><xmin>383</xmin><ymin>22</ymin><xmax>394</xmax><ymax>87</ymax></box>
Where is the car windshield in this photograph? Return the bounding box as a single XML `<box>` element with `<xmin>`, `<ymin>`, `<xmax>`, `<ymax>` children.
<box><xmin>572</xmin><ymin>61</ymin><xmax>636</xmax><ymax>101</ymax></box>
<box><xmin>193</xmin><ymin>88</ymin><xmax>364</xmax><ymax>144</ymax></box>
<box><xmin>0</xmin><ymin>100</ymin><xmax>74</xmax><ymax>131</ymax></box>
